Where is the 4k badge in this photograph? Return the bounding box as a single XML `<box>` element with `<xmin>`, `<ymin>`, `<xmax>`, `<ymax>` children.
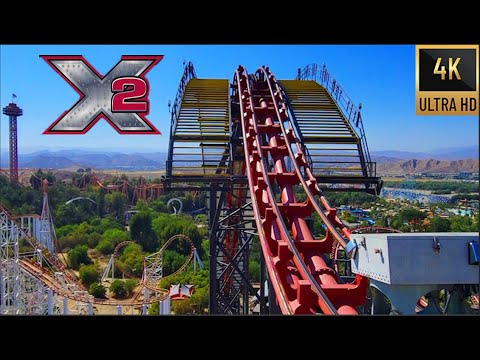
<box><xmin>41</xmin><ymin>55</ymin><xmax>163</xmax><ymax>134</ymax></box>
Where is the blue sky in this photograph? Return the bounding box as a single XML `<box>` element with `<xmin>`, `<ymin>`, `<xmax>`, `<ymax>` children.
<box><xmin>1</xmin><ymin>45</ymin><xmax>478</xmax><ymax>154</ymax></box>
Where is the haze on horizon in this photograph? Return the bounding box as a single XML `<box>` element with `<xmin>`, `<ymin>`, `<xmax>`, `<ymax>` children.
<box><xmin>1</xmin><ymin>45</ymin><xmax>478</xmax><ymax>155</ymax></box>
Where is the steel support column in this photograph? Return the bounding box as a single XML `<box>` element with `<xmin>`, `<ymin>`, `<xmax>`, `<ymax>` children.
<box><xmin>208</xmin><ymin>186</ymin><xmax>219</xmax><ymax>314</ymax></box>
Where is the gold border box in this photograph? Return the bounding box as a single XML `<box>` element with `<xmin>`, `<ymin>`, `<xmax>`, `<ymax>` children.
<box><xmin>416</xmin><ymin>44</ymin><xmax>479</xmax><ymax>116</ymax></box>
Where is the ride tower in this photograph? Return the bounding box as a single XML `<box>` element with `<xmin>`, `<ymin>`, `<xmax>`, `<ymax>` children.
<box><xmin>2</xmin><ymin>100</ymin><xmax>23</xmax><ymax>184</ymax></box>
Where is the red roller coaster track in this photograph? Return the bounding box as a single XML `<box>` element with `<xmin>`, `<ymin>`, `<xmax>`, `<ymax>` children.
<box><xmin>233</xmin><ymin>66</ymin><xmax>367</xmax><ymax>314</ymax></box>
<box><xmin>74</xmin><ymin>174</ymin><xmax>164</xmax><ymax>205</ymax></box>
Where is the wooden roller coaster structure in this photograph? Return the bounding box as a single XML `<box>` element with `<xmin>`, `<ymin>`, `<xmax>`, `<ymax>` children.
<box><xmin>1</xmin><ymin>201</ymin><xmax>197</xmax><ymax>310</ymax></box>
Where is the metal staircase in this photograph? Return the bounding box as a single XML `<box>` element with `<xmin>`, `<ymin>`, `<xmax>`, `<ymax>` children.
<box><xmin>166</xmin><ymin>64</ymin><xmax>231</xmax><ymax>189</ymax></box>
<box><xmin>279</xmin><ymin>64</ymin><xmax>382</xmax><ymax>194</ymax></box>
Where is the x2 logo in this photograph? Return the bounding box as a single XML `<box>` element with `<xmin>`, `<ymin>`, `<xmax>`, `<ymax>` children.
<box><xmin>41</xmin><ymin>55</ymin><xmax>163</xmax><ymax>134</ymax></box>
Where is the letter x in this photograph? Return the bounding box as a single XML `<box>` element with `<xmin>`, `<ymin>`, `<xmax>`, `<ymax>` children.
<box><xmin>41</xmin><ymin>55</ymin><xmax>163</xmax><ymax>134</ymax></box>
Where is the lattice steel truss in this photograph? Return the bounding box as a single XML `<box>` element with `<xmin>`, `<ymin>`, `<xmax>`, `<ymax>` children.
<box><xmin>19</xmin><ymin>270</ymin><xmax>48</xmax><ymax>314</ymax></box>
<box><xmin>144</xmin><ymin>252</ymin><xmax>163</xmax><ymax>286</ymax></box>
<box><xmin>0</xmin><ymin>210</ymin><xmax>21</xmax><ymax>314</ymax></box>
<box><xmin>208</xmin><ymin>185</ymin><xmax>265</xmax><ymax>314</ymax></box>
<box><xmin>39</xmin><ymin>180</ymin><xmax>55</xmax><ymax>253</ymax></box>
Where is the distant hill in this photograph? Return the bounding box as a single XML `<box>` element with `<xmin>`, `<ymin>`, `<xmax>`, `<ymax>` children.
<box><xmin>372</xmin><ymin>145</ymin><xmax>479</xmax><ymax>161</ymax></box>
<box><xmin>377</xmin><ymin>158</ymin><xmax>479</xmax><ymax>175</ymax></box>
<box><xmin>68</xmin><ymin>153</ymin><xmax>159</xmax><ymax>168</ymax></box>
<box><xmin>372</xmin><ymin>150</ymin><xmax>427</xmax><ymax>159</ymax></box>
<box><xmin>25</xmin><ymin>155</ymin><xmax>77</xmax><ymax>169</ymax></box>
<box><xmin>68</xmin><ymin>154</ymin><xmax>112</xmax><ymax>167</ymax></box>
<box><xmin>428</xmin><ymin>146</ymin><xmax>479</xmax><ymax>160</ymax></box>
<box><xmin>1</xmin><ymin>146</ymin><xmax>477</xmax><ymax>172</ymax></box>
<box><xmin>2</xmin><ymin>150</ymin><xmax>167</xmax><ymax>170</ymax></box>
<box><xmin>371</xmin><ymin>155</ymin><xmax>403</xmax><ymax>164</ymax></box>
<box><xmin>109</xmin><ymin>154</ymin><xmax>158</xmax><ymax>167</ymax></box>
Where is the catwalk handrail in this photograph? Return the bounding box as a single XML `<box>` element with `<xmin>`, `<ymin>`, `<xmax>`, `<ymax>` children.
<box><xmin>167</xmin><ymin>62</ymin><xmax>197</xmax><ymax>178</ymax></box>
<box><xmin>277</xmin><ymin>84</ymin><xmax>314</xmax><ymax>175</ymax></box>
<box><xmin>296</xmin><ymin>63</ymin><xmax>374</xmax><ymax>176</ymax></box>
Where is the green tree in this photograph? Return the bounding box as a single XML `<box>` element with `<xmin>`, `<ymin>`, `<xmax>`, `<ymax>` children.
<box><xmin>400</xmin><ymin>208</ymin><xmax>425</xmax><ymax>222</ymax></box>
<box><xmin>130</xmin><ymin>211</ymin><xmax>158</xmax><ymax>252</ymax></box>
<box><xmin>151</xmin><ymin>200</ymin><xmax>169</xmax><ymax>213</ymax></box>
<box><xmin>96</xmin><ymin>229</ymin><xmax>129</xmax><ymax>255</ymax></box>
<box><xmin>172</xmin><ymin>299</ymin><xmax>194</xmax><ymax>314</ymax></box>
<box><xmin>249</xmin><ymin>260</ymin><xmax>260</xmax><ymax>282</ymax></box>
<box><xmin>79</xmin><ymin>264</ymin><xmax>99</xmax><ymax>287</ymax></box>
<box><xmin>450</xmin><ymin>216</ymin><xmax>473</xmax><ymax>232</ymax></box>
<box><xmin>400</xmin><ymin>208</ymin><xmax>426</xmax><ymax>232</ymax></box>
<box><xmin>390</xmin><ymin>215</ymin><xmax>404</xmax><ymax>230</ymax></box>
<box><xmin>201</xmin><ymin>240</ymin><xmax>209</xmax><ymax>263</ymax></box>
<box><xmin>470</xmin><ymin>214</ymin><xmax>479</xmax><ymax>232</ymax></box>
<box><xmin>55</xmin><ymin>203</ymin><xmax>87</xmax><ymax>227</ymax></box>
<box><xmin>151</xmin><ymin>213</ymin><xmax>204</xmax><ymax>255</ymax></box>
<box><xmin>103</xmin><ymin>228</ymin><xmax>129</xmax><ymax>244</ymax></box>
<box><xmin>125</xmin><ymin>279</ymin><xmax>138</xmax><ymax>296</ymax></box>
<box><xmin>89</xmin><ymin>283</ymin><xmax>106</xmax><ymax>298</ymax></box>
<box><xmin>133</xmin><ymin>199</ymin><xmax>150</xmax><ymax>212</ymax></box>
<box><xmin>162</xmin><ymin>250</ymin><xmax>187</xmax><ymax>276</ymax></box>
<box><xmin>97</xmin><ymin>191</ymin><xmax>106</xmax><ymax>217</ymax></box>
<box><xmin>105</xmin><ymin>192</ymin><xmax>128</xmax><ymax>217</ymax></box>
<box><xmin>340</xmin><ymin>211</ymin><xmax>357</xmax><ymax>223</ymax></box>
<box><xmin>89</xmin><ymin>216</ymin><xmax>123</xmax><ymax>234</ymax></box>
<box><xmin>312</xmin><ymin>213</ymin><xmax>326</xmax><ymax>238</ymax></box>
<box><xmin>148</xmin><ymin>302</ymin><xmax>159</xmax><ymax>315</ymax></box>
<box><xmin>189</xmin><ymin>286</ymin><xmax>208</xmax><ymax>314</ymax></box>
<box><xmin>429</xmin><ymin>217</ymin><xmax>451</xmax><ymax>232</ymax></box>
<box><xmin>118</xmin><ymin>244</ymin><xmax>143</xmax><ymax>278</ymax></box>
<box><xmin>96</xmin><ymin>239</ymin><xmax>114</xmax><ymax>255</ymax></box>
<box><xmin>194</xmin><ymin>214</ymin><xmax>207</xmax><ymax>223</ymax></box>
<box><xmin>56</xmin><ymin>224</ymin><xmax>78</xmax><ymax>240</ymax></box>
<box><xmin>59</xmin><ymin>233</ymin><xmax>89</xmax><ymax>252</ymax></box>
<box><xmin>67</xmin><ymin>245</ymin><xmax>92</xmax><ymax>270</ymax></box>
<box><xmin>110</xmin><ymin>279</ymin><xmax>126</xmax><ymax>298</ymax></box>
<box><xmin>87</xmin><ymin>233</ymin><xmax>102</xmax><ymax>248</ymax></box>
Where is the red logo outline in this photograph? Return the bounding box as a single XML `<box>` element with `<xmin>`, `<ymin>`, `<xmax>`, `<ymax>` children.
<box><xmin>40</xmin><ymin>55</ymin><xmax>163</xmax><ymax>135</ymax></box>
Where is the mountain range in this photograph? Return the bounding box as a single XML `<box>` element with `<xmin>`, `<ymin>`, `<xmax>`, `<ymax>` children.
<box><xmin>0</xmin><ymin>150</ymin><xmax>168</xmax><ymax>170</ymax></box>
<box><xmin>371</xmin><ymin>145</ymin><xmax>478</xmax><ymax>161</ymax></box>
<box><xmin>0</xmin><ymin>146</ymin><xmax>477</xmax><ymax>172</ymax></box>
<box><xmin>376</xmin><ymin>158</ymin><xmax>478</xmax><ymax>175</ymax></box>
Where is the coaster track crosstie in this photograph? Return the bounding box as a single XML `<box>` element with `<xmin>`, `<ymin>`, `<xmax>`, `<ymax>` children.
<box><xmin>166</xmin><ymin>63</ymin><xmax>378</xmax><ymax>314</ymax></box>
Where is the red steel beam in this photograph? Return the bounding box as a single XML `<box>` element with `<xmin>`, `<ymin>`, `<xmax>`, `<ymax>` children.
<box><xmin>235</xmin><ymin>66</ymin><xmax>367</xmax><ymax>314</ymax></box>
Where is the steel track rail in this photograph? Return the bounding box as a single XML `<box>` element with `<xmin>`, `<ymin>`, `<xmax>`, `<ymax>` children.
<box><xmin>234</xmin><ymin>67</ymin><xmax>292</xmax><ymax>314</ymax></box>
<box><xmin>259</xmin><ymin>66</ymin><xmax>368</xmax><ymax>314</ymax></box>
<box><xmin>236</xmin><ymin>65</ymin><xmax>369</xmax><ymax>314</ymax></box>
<box><xmin>235</xmin><ymin>67</ymin><xmax>341</xmax><ymax>314</ymax></box>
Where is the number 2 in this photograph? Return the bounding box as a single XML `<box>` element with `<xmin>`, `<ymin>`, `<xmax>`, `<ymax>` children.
<box><xmin>111</xmin><ymin>77</ymin><xmax>148</xmax><ymax>112</ymax></box>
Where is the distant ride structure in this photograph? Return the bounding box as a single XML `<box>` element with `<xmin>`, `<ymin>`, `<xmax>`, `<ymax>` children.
<box><xmin>2</xmin><ymin>100</ymin><xmax>23</xmax><ymax>184</ymax></box>
<box><xmin>65</xmin><ymin>197</ymin><xmax>97</xmax><ymax>206</ymax></box>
